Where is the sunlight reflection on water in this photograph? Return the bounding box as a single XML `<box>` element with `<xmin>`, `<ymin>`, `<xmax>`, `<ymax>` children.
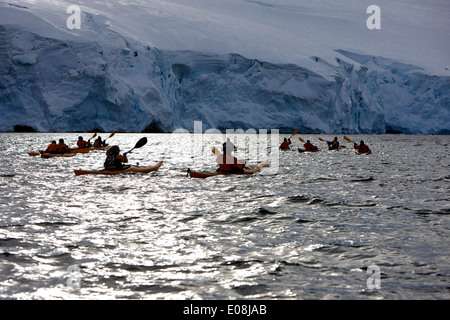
<box><xmin>0</xmin><ymin>133</ymin><xmax>449</xmax><ymax>299</ymax></box>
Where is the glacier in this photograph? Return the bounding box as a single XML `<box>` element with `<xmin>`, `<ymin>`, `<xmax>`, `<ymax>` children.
<box><xmin>0</xmin><ymin>0</ymin><xmax>449</xmax><ymax>134</ymax></box>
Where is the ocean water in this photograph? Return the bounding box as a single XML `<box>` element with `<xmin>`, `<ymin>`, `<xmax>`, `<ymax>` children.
<box><xmin>0</xmin><ymin>133</ymin><xmax>449</xmax><ymax>300</ymax></box>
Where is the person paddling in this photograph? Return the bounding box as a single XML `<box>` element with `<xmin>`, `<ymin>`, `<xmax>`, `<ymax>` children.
<box><xmin>45</xmin><ymin>140</ymin><xmax>58</xmax><ymax>153</ymax></box>
<box><xmin>354</xmin><ymin>140</ymin><xmax>371</xmax><ymax>154</ymax></box>
<box><xmin>216</xmin><ymin>143</ymin><xmax>245</xmax><ymax>173</ymax></box>
<box><xmin>280</xmin><ymin>138</ymin><xmax>292</xmax><ymax>150</ymax></box>
<box><xmin>327</xmin><ymin>137</ymin><xmax>340</xmax><ymax>150</ymax></box>
<box><xmin>77</xmin><ymin>136</ymin><xmax>92</xmax><ymax>148</ymax></box>
<box><xmin>56</xmin><ymin>139</ymin><xmax>70</xmax><ymax>153</ymax></box>
<box><xmin>94</xmin><ymin>136</ymin><xmax>106</xmax><ymax>147</ymax></box>
<box><xmin>222</xmin><ymin>138</ymin><xmax>237</xmax><ymax>152</ymax></box>
<box><xmin>303</xmin><ymin>140</ymin><xmax>318</xmax><ymax>152</ymax></box>
<box><xmin>104</xmin><ymin>145</ymin><xmax>129</xmax><ymax>170</ymax></box>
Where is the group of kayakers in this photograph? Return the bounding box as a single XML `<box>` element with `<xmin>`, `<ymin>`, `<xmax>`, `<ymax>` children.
<box><xmin>39</xmin><ymin>133</ymin><xmax>371</xmax><ymax>174</ymax></box>
<box><xmin>44</xmin><ymin>139</ymin><xmax>70</xmax><ymax>154</ymax></box>
<box><xmin>281</xmin><ymin>136</ymin><xmax>371</xmax><ymax>154</ymax></box>
<box><xmin>44</xmin><ymin>135</ymin><xmax>108</xmax><ymax>154</ymax></box>
<box><xmin>215</xmin><ymin>135</ymin><xmax>372</xmax><ymax>175</ymax></box>
<box><xmin>76</xmin><ymin>135</ymin><xmax>108</xmax><ymax>148</ymax></box>
<box><xmin>42</xmin><ymin>135</ymin><xmax>128</xmax><ymax>170</ymax></box>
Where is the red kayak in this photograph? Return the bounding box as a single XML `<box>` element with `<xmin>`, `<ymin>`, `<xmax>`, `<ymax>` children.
<box><xmin>328</xmin><ymin>146</ymin><xmax>346</xmax><ymax>150</ymax></box>
<box><xmin>188</xmin><ymin>160</ymin><xmax>269</xmax><ymax>179</ymax></box>
<box><xmin>298</xmin><ymin>148</ymin><xmax>320</xmax><ymax>153</ymax></box>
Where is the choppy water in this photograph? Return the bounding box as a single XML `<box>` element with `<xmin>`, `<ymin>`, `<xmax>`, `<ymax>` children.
<box><xmin>0</xmin><ymin>133</ymin><xmax>449</xmax><ymax>300</ymax></box>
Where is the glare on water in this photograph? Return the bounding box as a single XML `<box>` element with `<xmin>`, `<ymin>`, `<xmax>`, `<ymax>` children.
<box><xmin>0</xmin><ymin>133</ymin><xmax>449</xmax><ymax>299</ymax></box>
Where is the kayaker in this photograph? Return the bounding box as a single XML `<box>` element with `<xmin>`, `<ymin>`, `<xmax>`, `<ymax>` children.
<box><xmin>304</xmin><ymin>140</ymin><xmax>318</xmax><ymax>152</ymax></box>
<box><xmin>93</xmin><ymin>136</ymin><xmax>106</xmax><ymax>147</ymax></box>
<box><xmin>56</xmin><ymin>139</ymin><xmax>70</xmax><ymax>153</ymax></box>
<box><xmin>45</xmin><ymin>140</ymin><xmax>58</xmax><ymax>153</ymax></box>
<box><xmin>327</xmin><ymin>137</ymin><xmax>340</xmax><ymax>150</ymax></box>
<box><xmin>280</xmin><ymin>138</ymin><xmax>292</xmax><ymax>150</ymax></box>
<box><xmin>222</xmin><ymin>138</ymin><xmax>237</xmax><ymax>153</ymax></box>
<box><xmin>77</xmin><ymin>136</ymin><xmax>92</xmax><ymax>148</ymax></box>
<box><xmin>104</xmin><ymin>145</ymin><xmax>129</xmax><ymax>170</ymax></box>
<box><xmin>216</xmin><ymin>143</ymin><xmax>245</xmax><ymax>173</ymax></box>
<box><xmin>354</xmin><ymin>140</ymin><xmax>371</xmax><ymax>154</ymax></box>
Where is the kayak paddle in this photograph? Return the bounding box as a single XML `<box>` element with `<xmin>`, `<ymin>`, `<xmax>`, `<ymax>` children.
<box><xmin>298</xmin><ymin>137</ymin><xmax>305</xmax><ymax>143</ymax></box>
<box><xmin>211</xmin><ymin>146</ymin><xmax>221</xmax><ymax>156</ymax></box>
<box><xmin>125</xmin><ymin>137</ymin><xmax>148</xmax><ymax>154</ymax></box>
<box><xmin>288</xmin><ymin>129</ymin><xmax>298</xmax><ymax>139</ymax></box>
<box><xmin>344</xmin><ymin>136</ymin><xmax>353</xmax><ymax>143</ymax></box>
<box><xmin>104</xmin><ymin>132</ymin><xmax>115</xmax><ymax>142</ymax></box>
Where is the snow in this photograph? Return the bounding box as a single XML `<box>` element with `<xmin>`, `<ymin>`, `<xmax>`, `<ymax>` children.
<box><xmin>0</xmin><ymin>0</ymin><xmax>449</xmax><ymax>133</ymax></box>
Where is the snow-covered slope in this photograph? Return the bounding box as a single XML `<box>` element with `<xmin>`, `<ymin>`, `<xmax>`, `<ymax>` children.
<box><xmin>0</xmin><ymin>0</ymin><xmax>449</xmax><ymax>133</ymax></box>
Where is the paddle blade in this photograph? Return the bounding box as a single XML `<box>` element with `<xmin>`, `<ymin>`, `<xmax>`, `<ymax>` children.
<box><xmin>298</xmin><ymin>137</ymin><xmax>305</xmax><ymax>143</ymax></box>
<box><xmin>290</xmin><ymin>129</ymin><xmax>298</xmax><ymax>138</ymax></box>
<box><xmin>212</xmin><ymin>146</ymin><xmax>221</xmax><ymax>156</ymax></box>
<box><xmin>28</xmin><ymin>152</ymin><xmax>40</xmax><ymax>156</ymax></box>
<box><xmin>344</xmin><ymin>136</ymin><xmax>352</xmax><ymax>143</ymax></box>
<box><xmin>126</xmin><ymin>137</ymin><xmax>148</xmax><ymax>154</ymax></box>
<box><xmin>134</xmin><ymin>137</ymin><xmax>148</xmax><ymax>149</ymax></box>
<box><xmin>318</xmin><ymin>137</ymin><xmax>325</xmax><ymax>141</ymax></box>
<box><xmin>108</xmin><ymin>132</ymin><xmax>115</xmax><ymax>139</ymax></box>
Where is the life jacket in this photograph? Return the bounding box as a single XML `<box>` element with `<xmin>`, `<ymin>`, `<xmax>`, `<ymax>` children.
<box><xmin>104</xmin><ymin>153</ymin><xmax>127</xmax><ymax>170</ymax></box>
<box><xmin>77</xmin><ymin>140</ymin><xmax>89</xmax><ymax>148</ymax></box>
<box><xmin>94</xmin><ymin>139</ymin><xmax>102</xmax><ymax>147</ymax></box>
<box><xmin>216</xmin><ymin>155</ymin><xmax>244</xmax><ymax>173</ymax></box>
<box><xmin>46</xmin><ymin>143</ymin><xmax>58</xmax><ymax>153</ymax></box>
<box><xmin>329</xmin><ymin>140</ymin><xmax>339</xmax><ymax>150</ymax></box>
<box><xmin>304</xmin><ymin>142</ymin><xmax>317</xmax><ymax>151</ymax></box>
<box><xmin>56</xmin><ymin>143</ymin><xmax>69</xmax><ymax>153</ymax></box>
<box><xmin>280</xmin><ymin>141</ymin><xmax>291</xmax><ymax>150</ymax></box>
<box><xmin>355</xmin><ymin>144</ymin><xmax>371</xmax><ymax>153</ymax></box>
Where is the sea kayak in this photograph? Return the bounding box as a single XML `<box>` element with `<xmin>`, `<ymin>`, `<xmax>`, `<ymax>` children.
<box><xmin>64</xmin><ymin>146</ymin><xmax>109</xmax><ymax>154</ymax></box>
<box><xmin>41</xmin><ymin>152</ymin><xmax>77</xmax><ymax>159</ymax></box>
<box><xmin>328</xmin><ymin>146</ymin><xmax>346</xmax><ymax>150</ymax></box>
<box><xmin>354</xmin><ymin>150</ymin><xmax>372</xmax><ymax>155</ymax></box>
<box><xmin>29</xmin><ymin>148</ymin><xmax>89</xmax><ymax>156</ymax></box>
<box><xmin>89</xmin><ymin>146</ymin><xmax>110</xmax><ymax>151</ymax></box>
<box><xmin>68</xmin><ymin>148</ymin><xmax>92</xmax><ymax>154</ymax></box>
<box><xmin>298</xmin><ymin>148</ymin><xmax>320</xmax><ymax>153</ymax></box>
<box><xmin>188</xmin><ymin>159</ymin><xmax>269</xmax><ymax>179</ymax></box>
<box><xmin>74</xmin><ymin>161</ymin><xmax>163</xmax><ymax>176</ymax></box>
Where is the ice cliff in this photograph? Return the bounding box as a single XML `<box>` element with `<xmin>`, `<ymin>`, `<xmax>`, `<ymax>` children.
<box><xmin>0</xmin><ymin>0</ymin><xmax>449</xmax><ymax>134</ymax></box>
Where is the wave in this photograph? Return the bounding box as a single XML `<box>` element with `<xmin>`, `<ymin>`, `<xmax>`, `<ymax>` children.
<box><xmin>287</xmin><ymin>194</ymin><xmax>377</xmax><ymax>208</ymax></box>
<box><xmin>350</xmin><ymin>176</ymin><xmax>375</xmax><ymax>182</ymax></box>
<box><xmin>414</xmin><ymin>208</ymin><xmax>450</xmax><ymax>215</ymax></box>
